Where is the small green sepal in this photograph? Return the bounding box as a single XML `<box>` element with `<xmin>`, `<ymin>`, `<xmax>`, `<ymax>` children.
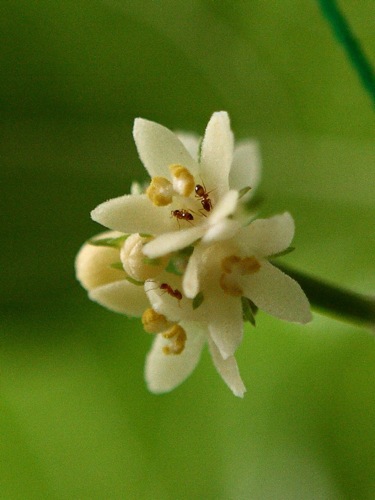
<box><xmin>125</xmin><ymin>276</ymin><xmax>145</xmax><ymax>286</ymax></box>
<box><xmin>238</xmin><ymin>186</ymin><xmax>252</xmax><ymax>199</ymax></box>
<box><xmin>89</xmin><ymin>235</ymin><xmax>129</xmax><ymax>248</ymax></box>
<box><xmin>269</xmin><ymin>246</ymin><xmax>295</xmax><ymax>259</ymax></box>
<box><xmin>192</xmin><ymin>292</ymin><xmax>204</xmax><ymax>310</ymax></box>
<box><xmin>241</xmin><ymin>297</ymin><xmax>257</xmax><ymax>326</ymax></box>
<box><xmin>143</xmin><ymin>257</ymin><xmax>162</xmax><ymax>266</ymax></box>
<box><xmin>110</xmin><ymin>262</ymin><xmax>125</xmax><ymax>270</ymax></box>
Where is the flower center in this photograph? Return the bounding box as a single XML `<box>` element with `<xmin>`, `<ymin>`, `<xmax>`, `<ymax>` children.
<box><xmin>146</xmin><ymin>165</ymin><xmax>195</xmax><ymax>207</ymax></box>
<box><xmin>219</xmin><ymin>255</ymin><xmax>261</xmax><ymax>297</ymax></box>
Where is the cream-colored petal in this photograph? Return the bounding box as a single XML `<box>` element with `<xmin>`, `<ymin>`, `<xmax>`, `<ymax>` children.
<box><xmin>175</xmin><ymin>131</ymin><xmax>201</xmax><ymax>161</ymax></box>
<box><xmin>91</xmin><ymin>194</ymin><xmax>175</xmax><ymax>234</ymax></box>
<box><xmin>199</xmin><ymin>112</ymin><xmax>234</xmax><ymax>200</ymax></box>
<box><xmin>145</xmin><ymin>282</ymin><xmax>188</xmax><ymax>323</ymax></box>
<box><xmin>142</xmin><ymin>225</ymin><xmax>205</xmax><ymax>259</ymax></box>
<box><xmin>182</xmin><ymin>246</ymin><xmax>204</xmax><ymax>299</ymax></box>
<box><xmin>206</xmin><ymin>293</ymin><xmax>243</xmax><ymax>359</ymax></box>
<box><xmin>230</xmin><ymin>140</ymin><xmax>261</xmax><ymax>195</ymax></box>
<box><xmin>238</xmin><ymin>212</ymin><xmax>295</xmax><ymax>257</ymax></box>
<box><xmin>75</xmin><ymin>231</ymin><xmax>124</xmax><ymax>291</ymax></box>
<box><xmin>89</xmin><ymin>280</ymin><xmax>149</xmax><ymax>317</ymax></box>
<box><xmin>208</xmin><ymin>189</ymin><xmax>239</xmax><ymax>225</ymax></box>
<box><xmin>145</xmin><ymin>324</ymin><xmax>207</xmax><ymax>394</ymax></box>
<box><xmin>203</xmin><ymin>219</ymin><xmax>241</xmax><ymax>244</ymax></box>
<box><xmin>208</xmin><ymin>337</ymin><xmax>246</xmax><ymax>398</ymax></box>
<box><xmin>133</xmin><ymin>118</ymin><xmax>199</xmax><ymax>178</ymax></box>
<box><xmin>241</xmin><ymin>260</ymin><xmax>312</xmax><ymax>323</ymax></box>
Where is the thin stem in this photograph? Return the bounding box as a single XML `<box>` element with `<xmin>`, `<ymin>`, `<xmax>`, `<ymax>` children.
<box><xmin>275</xmin><ymin>262</ymin><xmax>375</xmax><ymax>328</ymax></box>
<box><xmin>318</xmin><ymin>0</ymin><xmax>375</xmax><ymax>108</ymax></box>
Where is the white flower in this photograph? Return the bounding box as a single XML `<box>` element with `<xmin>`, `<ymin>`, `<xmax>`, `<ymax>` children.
<box><xmin>75</xmin><ymin>231</ymin><xmax>247</xmax><ymax>397</ymax></box>
<box><xmin>144</xmin><ymin>212</ymin><xmax>311</xmax><ymax>398</ymax></box>
<box><xmin>91</xmin><ymin>111</ymin><xmax>260</xmax><ymax>259</ymax></box>
<box><xmin>77</xmin><ymin>112</ymin><xmax>311</xmax><ymax>398</ymax></box>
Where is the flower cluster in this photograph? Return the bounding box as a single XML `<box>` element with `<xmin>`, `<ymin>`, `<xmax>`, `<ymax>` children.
<box><xmin>75</xmin><ymin>112</ymin><xmax>311</xmax><ymax>397</ymax></box>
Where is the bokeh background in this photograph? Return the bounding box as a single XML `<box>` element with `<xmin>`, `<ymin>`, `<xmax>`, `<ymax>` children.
<box><xmin>1</xmin><ymin>1</ymin><xmax>375</xmax><ymax>498</ymax></box>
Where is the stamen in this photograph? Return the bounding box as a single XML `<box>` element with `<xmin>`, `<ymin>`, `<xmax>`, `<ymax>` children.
<box><xmin>219</xmin><ymin>255</ymin><xmax>261</xmax><ymax>296</ymax></box>
<box><xmin>219</xmin><ymin>273</ymin><xmax>244</xmax><ymax>297</ymax></box>
<box><xmin>162</xmin><ymin>324</ymin><xmax>187</xmax><ymax>355</ymax></box>
<box><xmin>142</xmin><ymin>308</ymin><xmax>173</xmax><ymax>333</ymax></box>
<box><xmin>239</xmin><ymin>256</ymin><xmax>261</xmax><ymax>274</ymax></box>
<box><xmin>221</xmin><ymin>255</ymin><xmax>241</xmax><ymax>273</ymax></box>
<box><xmin>146</xmin><ymin>177</ymin><xmax>173</xmax><ymax>206</ymax></box>
<box><xmin>169</xmin><ymin>164</ymin><xmax>195</xmax><ymax>197</ymax></box>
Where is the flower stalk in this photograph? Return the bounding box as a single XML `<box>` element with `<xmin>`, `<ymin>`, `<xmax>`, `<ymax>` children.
<box><xmin>275</xmin><ymin>262</ymin><xmax>375</xmax><ymax>328</ymax></box>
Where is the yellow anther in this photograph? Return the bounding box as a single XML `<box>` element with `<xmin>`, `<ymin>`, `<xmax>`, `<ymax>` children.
<box><xmin>239</xmin><ymin>256</ymin><xmax>261</xmax><ymax>274</ymax></box>
<box><xmin>162</xmin><ymin>324</ymin><xmax>187</xmax><ymax>355</ymax></box>
<box><xmin>221</xmin><ymin>255</ymin><xmax>241</xmax><ymax>273</ymax></box>
<box><xmin>219</xmin><ymin>273</ymin><xmax>243</xmax><ymax>297</ymax></box>
<box><xmin>146</xmin><ymin>177</ymin><xmax>173</xmax><ymax>206</ymax></box>
<box><xmin>169</xmin><ymin>164</ymin><xmax>195</xmax><ymax>197</ymax></box>
<box><xmin>142</xmin><ymin>308</ymin><xmax>173</xmax><ymax>334</ymax></box>
<box><xmin>219</xmin><ymin>255</ymin><xmax>260</xmax><ymax>297</ymax></box>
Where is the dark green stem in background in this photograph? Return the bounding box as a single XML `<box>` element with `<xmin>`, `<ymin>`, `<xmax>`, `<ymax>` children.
<box><xmin>275</xmin><ymin>262</ymin><xmax>375</xmax><ymax>328</ymax></box>
<box><xmin>318</xmin><ymin>0</ymin><xmax>375</xmax><ymax>108</ymax></box>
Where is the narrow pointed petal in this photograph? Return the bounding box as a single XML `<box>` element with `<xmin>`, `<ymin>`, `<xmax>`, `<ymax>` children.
<box><xmin>145</xmin><ymin>325</ymin><xmax>206</xmax><ymax>394</ymax></box>
<box><xmin>183</xmin><ymin>247</ymin><xmax>203</xmax><ymax>299</ymax></box>
<box><xmin>208</xmin><ymin>190</ymin><xmax>239</xmax><ymax>225</ymax></box>
<box><xmin>133</xmin><ymin>118</ymin><xmax>199</xmax><ymax>178</ymax></box>
<box><xmin>203</xmin><ymin>218</ymin><xmax>241</xmax><ymax>244</ymax></box>
<box><xmin>143</xmin><ymin>225</ymin><xmax>205</xmax><ymax>259</ymax></box>
<box><xmin>200</xmin><ymin>112</ymin><xmax>234</xmax><ymax>199</ymax></box>
<box><xmin>91</xmin><ymin>194</ymin><xmax>175</xmax><ymax>234</ymax></box>
<box><xmin>175</xmin><ymin>132</ymin><xmax>201</xmax><ymax>160</ymax></box>
<box><xmin>242</xmin><ymin>261</ymin><xmax>312</xmax><ymax>323</ymax></box>
<box><xmin>238</xmin><ymin>212</ymin><xmax>295</xmax><ymax>257</ymax></box>
<box><xmin>230</xmin><ymin>140</ymin><xmax>261</xmax><ymax>194</ymax></box>
<box><xmin>89</xmin><ymin>280</ymin><xmax>149</xmax><ymax>317</ymax></box>
<box><xmin>208</xmin><ymin>337</ymin><xmax>246</xmax><ymax>398</ymax></box>
<box><xmin>207</xmin><ymin>294</ymin><xmax>243</xmax><ymax>359</ymax></box>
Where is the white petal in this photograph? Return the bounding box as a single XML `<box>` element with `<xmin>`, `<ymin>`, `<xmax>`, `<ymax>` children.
<box><xmin>230</xmin><ymin>140</ymin><xmax>261</xmax><ymax>194</ymax></box>
<box><xmin>145</xmin><ymin>324</ymin><xmax>206</xmax><ymax>394</ymax></box>
<box><xmin>238</xmin><ymin>212</ymin><xmax>295</xmax><ymax>257</ymax></box>
<box><xmin>241</xmin><ymin>260</ymin><xmax>312</xmax><ymax>323</ymax></box>
<box><xmin>200</xmin><ymin>112</ymin><xmax>234</xmax><ymax>200</ymax></box>
<box><xmin>175</xmin><ymin>131</ymin><xmax>201</xmax><ymax>160</ymax></box>
<box><xmin>208</xmin><ymin>189</ymin><xmax>239</xmax><ymax>225</ymax></box>
<box><xmin>91</xmin><ymin>194</ymin><xmax>176</xmax><ymax>234</ymax></box>
<box><xmin>143</xmin><ymin>225</ymin><xmax>205</xmax><ymax>259</ymax></box>
<box><xmin>206</xmin><ymin>293</ymin><xmax>243</xmax><ymax>359</ymax></box>
<box><xmin>208</xmin><ymin>337</ymin><xmax>246</xmax><ymax>398</ymax></box>
<box><xmin>89</xmin><ymin>280</ymin><xmax>149</xmax><ymax>317</ymax></box>
<box><xmin>203</xmin><ymin>218</ymin><xmax>241</xmax><ymax>244</ymax></box>
<box><xmin>133</xmin><ymin>118</ymin><xmax>199</xmax><ymax>178</ymax></box>
<box><xmin>182</xmin><ymin>247</ymin><xmax>203</xmax><ymax>299</ymax></box>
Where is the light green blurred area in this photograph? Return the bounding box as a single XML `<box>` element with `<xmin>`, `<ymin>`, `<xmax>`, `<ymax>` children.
<box><xmin>1</xmin><ymin>1</ymin><xmax>375</xmax><ymax>498</ymax></box>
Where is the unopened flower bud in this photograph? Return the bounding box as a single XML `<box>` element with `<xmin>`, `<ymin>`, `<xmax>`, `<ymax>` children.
<box><xmin>75</xmin><ymin>231</ymin><xmax>125</xmax><ymax>291</ymax></box>
<box><xmin>120</xmin><ymin>233</ymin><xmax>168</xmax><ymax>282</ymax></box>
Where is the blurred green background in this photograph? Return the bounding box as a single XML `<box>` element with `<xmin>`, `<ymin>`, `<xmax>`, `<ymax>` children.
<box><xmin>1</xmin><ymin>1</ymin><xmax>375</xmax><ymax>498</ymax></box>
